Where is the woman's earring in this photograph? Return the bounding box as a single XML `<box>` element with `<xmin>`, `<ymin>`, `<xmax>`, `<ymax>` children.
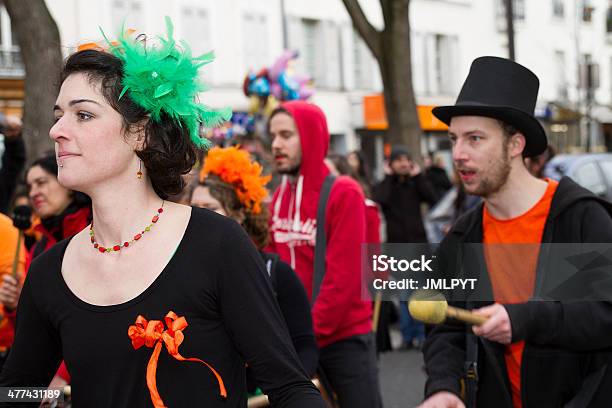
<box><xmin>137</xmin><ymin>160</ymin><xmax>143</xmax><ymax>179</ymax></box>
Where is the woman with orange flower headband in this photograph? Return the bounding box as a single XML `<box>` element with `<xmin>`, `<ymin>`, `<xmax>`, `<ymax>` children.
<box><xmin>0</xmin><ymin>19</ymin><xmax>324</xmax><ymax>408</ymax></box>
<box><xmin>191</xmin><ymin>146</ymin><xmax>319</xmax><ymax>387</ymax></box>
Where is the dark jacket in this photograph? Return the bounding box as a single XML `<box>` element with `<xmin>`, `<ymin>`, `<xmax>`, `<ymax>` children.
<box><xmin>0</xmin><ymin>136</ymin><xmax>25</xmax><ymax>214</ymax></box>
<box><xmin>373</xmin><ymin>173</ymin><xmax>438</xmax><ymax>242</ymax></box>
<box><xmin>423</xmin><ymin>177</ymin><xmax>612</xmax><ymax>407</ymax></box>
<box><xmin>425</xmin><ymin>166</ymin><xmax>452</xmax><ymax>201</ymax></box>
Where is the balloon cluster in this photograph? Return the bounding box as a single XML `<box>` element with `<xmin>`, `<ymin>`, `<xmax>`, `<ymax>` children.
<box><xmin>243</xmin><ymin>50</ymin><xmax>314</xmax><ymax>112</ymax></box>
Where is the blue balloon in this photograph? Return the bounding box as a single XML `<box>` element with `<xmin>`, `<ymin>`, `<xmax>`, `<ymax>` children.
<box><xmin>248</xmin><ymin>77</ymin><xmax>270</xmax><ymax>97</ymax></box>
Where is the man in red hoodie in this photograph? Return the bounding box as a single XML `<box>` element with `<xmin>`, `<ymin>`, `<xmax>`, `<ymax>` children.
<box><xmin>268</xmin><ymin>101</ymin><xmax>382</xmax><ymax>408</ymax></box>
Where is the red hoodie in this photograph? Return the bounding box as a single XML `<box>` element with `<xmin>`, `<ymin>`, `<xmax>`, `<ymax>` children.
<box><xmin>268</xmin><ymin>101</ymin><xmax>372</xmax><ymax>348</ymax></box>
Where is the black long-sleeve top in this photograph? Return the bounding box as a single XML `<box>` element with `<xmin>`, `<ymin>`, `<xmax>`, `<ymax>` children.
<box><xmin>0</xmin><ymin>135</ymin><xmax>25</xmax><ymax>214</ymax></box>
<box><xmin>260</xmin><ymin>254</ymin><xmax>318</xmax><ymax>377</ymax></box>
<box><xmin>0</xmin><ymin>207</ymin><xmax>324</xmax><ymax>407</ymax></box>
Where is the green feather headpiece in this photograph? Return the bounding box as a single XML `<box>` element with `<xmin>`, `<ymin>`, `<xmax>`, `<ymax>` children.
<box><xmin>102</xmin><ymin>17</ymin><xmax>231</xmax><ymax>148</ymax></box>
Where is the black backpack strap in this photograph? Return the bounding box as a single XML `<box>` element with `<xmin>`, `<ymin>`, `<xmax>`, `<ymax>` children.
<box><xmin>464</xmin><ymin>331</ymin><xmax>479</xmax><ymax>407</ymax></box>
<box><xmin>311</xmin><ymin>174</ymin><xmax>336</xmax><ymax>305</ymax></box>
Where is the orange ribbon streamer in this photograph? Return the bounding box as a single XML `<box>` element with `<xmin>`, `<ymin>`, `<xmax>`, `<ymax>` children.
<box><xmin>128</xmin><ymin>311</ymin><xmax>227</xmax><ymax>408</ymax></box>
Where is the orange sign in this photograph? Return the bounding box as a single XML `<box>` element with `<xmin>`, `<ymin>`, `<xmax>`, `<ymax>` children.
<box><xmin>363</xmin><ymin>94</ymin><xmax>448</xmax><ymax>132</ymax></box>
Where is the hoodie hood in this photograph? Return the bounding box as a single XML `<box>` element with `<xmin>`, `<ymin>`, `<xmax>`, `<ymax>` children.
<box><xmin>282</xmin><ymin>100</ymin><xmax>330</xmax><ymax>189</ymax></box>
<box><xmin>271</xmin><ymin>101</ymin><xmax>331</xmax><ymax>248</ymax></box>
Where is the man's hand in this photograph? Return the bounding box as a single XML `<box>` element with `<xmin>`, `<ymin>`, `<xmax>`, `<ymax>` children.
<box><xmin>3</xmin><ymin>115</ymin><xmax>22</xmax><ymax>138</ymax></box>
<box><xmin>472</xmin><ymin>303</ymin><xmax>512</xmax><ymax>344</ymax></box>
<box><xmin>0</xmin><ymin>274</ymin><xmax>22</xmax><ymax>311</ymax></box>
<box><xmin>409</xmin><ymin>161</ymin><xmax>422</xmax><ymax>177</ymax></box>
<box><xmin>417</xmin><ymin>391</ymin><xmax>465</xmax><ymax>408</ymax></box>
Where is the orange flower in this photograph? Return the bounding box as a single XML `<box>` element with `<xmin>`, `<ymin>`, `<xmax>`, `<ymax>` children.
<box><xmin>201</xmin><ymin>146</ymin><xmax>271</xmax><ymax>214</ymax></box>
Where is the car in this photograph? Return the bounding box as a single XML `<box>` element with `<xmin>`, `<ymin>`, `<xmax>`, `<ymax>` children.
<box><xmin>543</xmin><ymin>153</ymin><xmax>612</xmax><ymax>201</ymax></box>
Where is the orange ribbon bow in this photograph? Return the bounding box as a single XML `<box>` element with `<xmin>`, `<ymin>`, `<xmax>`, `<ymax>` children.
<box><xmin>128</xmin><ymin>311</ymin><xmax>227</xmax><ymax>408</ymax></box>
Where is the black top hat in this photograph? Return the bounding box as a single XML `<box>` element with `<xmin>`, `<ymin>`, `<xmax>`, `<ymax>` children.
<box><xmin>432</xmin><ymin>56</ymin><xmax>547</xmax><ymax>157</ymax></box>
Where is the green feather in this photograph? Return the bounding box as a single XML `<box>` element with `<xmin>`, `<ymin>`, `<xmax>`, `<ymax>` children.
<box><xmin>103</xmin><ymin>16</ymin><xmax>231</xmax><ymax>148</ymax></box>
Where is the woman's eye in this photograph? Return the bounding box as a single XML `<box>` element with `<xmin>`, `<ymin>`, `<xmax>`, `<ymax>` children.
<box><xmin>470</xmin><ymin>135</ymin><xmax>482</xmax><ymax>142</ymax></box>
<box><xmin>77</xmin><ymin>112</ymin><xmax>93</xmax><ymax>121</ymax></box>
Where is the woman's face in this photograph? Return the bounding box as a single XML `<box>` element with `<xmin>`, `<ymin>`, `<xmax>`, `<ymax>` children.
<box><xmin>347</xmin><ymin>152</ymin><xmax>360</xmax><ymax>172</ymax></box>
<box><xmin>50</xmin><ymin>73</ymin><xmax>138</xmax><ymax>193</ymax></box>
<box><xmin>26</xmin><ymin>165</ymin><xmax>72</xmax><ymax>219</ymax></box>
<box><xmin>190</xmin><ymin>186</ymin><xmax>227</xmax><ymax>216</ymax></box>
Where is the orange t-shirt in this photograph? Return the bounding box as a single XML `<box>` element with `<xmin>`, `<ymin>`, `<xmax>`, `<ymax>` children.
<box><xmin>483</xmin><ymin>179</ymin><xmax>558</xmax><ymax>408</ymax></box>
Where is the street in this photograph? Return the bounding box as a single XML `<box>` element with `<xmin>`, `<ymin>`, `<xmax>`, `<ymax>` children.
<box><xmin>379</xmin><ymin>329</ymin><xmax>426</xmax><ymax>408</ymax></box>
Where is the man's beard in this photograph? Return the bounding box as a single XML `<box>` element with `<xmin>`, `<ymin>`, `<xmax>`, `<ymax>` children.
<box><xmin>277</xmin><ymin>162</ymin><xmax>301</xmax><ymax>176</ymax></box>
<box><xmin>472</xmin><ymin>144</ymin><xmax>511</xmax><ymax>197</ymax></box>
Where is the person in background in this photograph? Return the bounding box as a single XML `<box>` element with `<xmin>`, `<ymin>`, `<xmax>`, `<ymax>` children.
<box><xmin>192</xmin><ymin>145</ymin><xmax>319</xmax><ymax>382</ymax></box>
<box><xmin>0</xmin><ymin>154</ymin><xmax>93</xmax><ymax>391</ymax></box>
<box><xmin>424</xmin><ymin>153</ymin><xmax>452</xmax><ymax>202</ymax></box>
<box><xmin>373</xmin><ymin>146</ymin><xmax>438</xmax><ymax>350</ymax></box>
<box><xmin>268</xmin><ymin>102</ymin><xmax>382</xmax><ymax>408</ymax></box>
<box><xmin>524</xmin><ymin>144</ymin><xmax>555</xmax><ymax>179</ymax></box>
<box><xmin>0</xmin><ymin>115</ymin><xmax>25</xmax><ymax>215</ymax></box>
<box><xmin>0</xmin><ymin>212</ymin><xmax>25</xmax><ymax>371</ymax></box>
<box><xmin>347</xmin><ymin>150</ymin><xmax>373</xmax><ymax>197</ymax></box>
<box><xmin>325</xmin><ymin>154</ymin><xmax>391</xmax><ymax>352</ymax></box>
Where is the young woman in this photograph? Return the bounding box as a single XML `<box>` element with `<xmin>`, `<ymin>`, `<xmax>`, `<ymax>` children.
<box><xmin>0</xmin><ymin>22</ymin><xmax>323</xmax><ymax>408</ymax></box>
<box><xmin>191</xmin><ymin>146</ymin><xmax>318</xmax><ymax>382</ymax></box>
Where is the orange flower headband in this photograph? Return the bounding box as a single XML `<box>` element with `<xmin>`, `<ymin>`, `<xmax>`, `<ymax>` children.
<box><xmin>200</xmin><ymin>146</ymin><xmax>271</xmax><ymax>214</ymax></box>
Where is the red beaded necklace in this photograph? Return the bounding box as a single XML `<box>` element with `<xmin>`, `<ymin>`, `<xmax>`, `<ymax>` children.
<box><xmin>89</xmin><ymin>201</ymin><xmax>165</xmax><ymax>253</ymax></box>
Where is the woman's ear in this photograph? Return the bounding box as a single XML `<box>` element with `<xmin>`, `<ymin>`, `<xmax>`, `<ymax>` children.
<box><xmin>127</xmin><ymin>119</ymin><xmax>148</xmax><ymax>151</ymax></box>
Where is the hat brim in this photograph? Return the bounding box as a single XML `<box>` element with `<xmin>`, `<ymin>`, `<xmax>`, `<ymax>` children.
<box><xmin>432</xmin><ymin>104</ymin><xmax>547</xmax><ymax>157</ymax></box>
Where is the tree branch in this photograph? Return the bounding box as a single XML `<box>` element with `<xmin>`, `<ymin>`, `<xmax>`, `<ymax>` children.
<box><xmin>341</xmin><ymin>0</ymin><xmax>382</xmax><ymax>61</ymax></box>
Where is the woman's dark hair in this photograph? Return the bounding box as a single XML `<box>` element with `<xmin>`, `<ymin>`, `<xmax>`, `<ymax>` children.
<box><xmin>27</xmin><ymin>153</ymin><xmax>91</xmax><ymax>208</ymax></box>
<box><xmin>327</xmin><ymin>153</ymin><xmax>355</xmax><ymax>178</ymax></box>
<box><xmin>197</xmin><ymin>175</ymin><xmax>270</xmax><ymax>249</ymax></box>
<box><xmin>349</xmin><ymin>150</ymin><xmax>372</xmax><ymax>187</ymax></box>
<box><xmin>60</xmin><ymin>49</ymin><xmax>197</xmax><ymax>199</ymax></box>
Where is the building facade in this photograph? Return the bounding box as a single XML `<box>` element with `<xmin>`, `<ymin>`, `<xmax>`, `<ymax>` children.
<box><xmin>2</xmin><ymin>0</ymin><xmax>612</xmax><ymax>171</ymax></box>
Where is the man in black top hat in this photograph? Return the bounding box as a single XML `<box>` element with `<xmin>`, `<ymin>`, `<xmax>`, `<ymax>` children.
<box><xmin>419</xmin><ymin>56</ymin><xmax>612</xmax><ymax>408</ymax></box>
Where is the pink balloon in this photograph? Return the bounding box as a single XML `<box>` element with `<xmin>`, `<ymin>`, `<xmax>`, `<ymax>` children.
<box><xmin>269</xmin><ymin>49</ymin><xmax>298</xmax><ymax>81</ymax></box>
<box><xmin>270</xmin><ymin>83</ymin><xmax>283</xmax><ymax>100</ymax></box>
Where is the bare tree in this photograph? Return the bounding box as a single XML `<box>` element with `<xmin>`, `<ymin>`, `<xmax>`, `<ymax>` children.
<box><xmin>5</xmin><ymin>0</ymin><xmax>62</xmax><ymax>161</ymax></box>
<box><xmin>342</xmin><ymin>0</ymin><xmax>421</xmax><ymax>159</ymax></box>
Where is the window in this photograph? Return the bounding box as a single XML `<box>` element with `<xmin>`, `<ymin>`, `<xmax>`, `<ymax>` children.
<box><xmin>552</xmin><ymin>0</ymin><xmax>564</xmax><ymax>18</ymax></box>
<box><xmin>111</xmin><ymin>0</ymin><xmax>143</xmax><ymax>32</ymax></box>
<box><xmin>582</xmin><ymin>0</ymin><xmax>594</xmax><ymax>22</ymax></box>
<box><xmin>181</xmin><ymin>8</ymin><xmax>211</xmax><ymax>55</ymax></box>
<box><xmin>435</xmin><ymin>34</ymin><xmax>458</xmax><ymax>95</ymax></box>
<box><xmin>555</xmin><ymin>50</ymin><xmax>568</xmax><ymax>100</ymax></box>
<box><xmin>302</xmin><ymin>19</ymin><xmax>319</xmax><ymax>83</ymax></box>
<box><xmin>573</xmin><ymin>162</ymin><xmax>606</xmax><ymax>196</ymax></box>
<box><xmin>497</xmin><ymin>0</ymin><xmax>525</xmax><ymax>21</ymax></box>
<box><xmin>243</xmin><ymin>13</ymin><xmax>269</xmax><ymax>70</ymax></box>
